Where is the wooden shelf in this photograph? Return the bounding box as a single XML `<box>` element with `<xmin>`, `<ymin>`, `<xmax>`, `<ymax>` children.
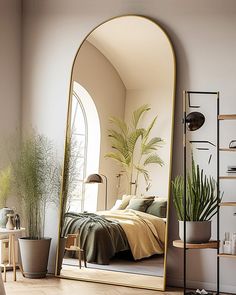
<box><xmin>220</xmin><ymin>148</ymin><xmax>236</xmax><ymax>152</ymax></box>
<box><xmin>219</xmin><ymin>202</ymin><xmax>236</xmax><ymax>207</ymax></box>
<box><xmin>173</xmin><ymin>240</ymin><xmax>218</xmax><ymax>249</ymax></box>
<box><xmin>219</xmin><ymin>176</ymin><xmax>236</xmax><ymax>179</ymax></box>
<box><xmin>218</xmin><ymin>253</ymin><xmax>236</xmax><ymax>258</ymax></box>
<box><xmin>218</xmin><ymin>114</ymin><xmax>236</xmax><ymax>120</ymax></box>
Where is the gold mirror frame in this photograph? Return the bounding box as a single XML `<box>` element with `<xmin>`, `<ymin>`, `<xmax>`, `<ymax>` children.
<box><xmin>55</xmin><ymin>14</ymin><xmax>176</xmax><ymax>291</ymax></box>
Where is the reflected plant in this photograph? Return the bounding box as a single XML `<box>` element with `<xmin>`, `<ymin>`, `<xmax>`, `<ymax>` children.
<box><xmin>105</xmin><ymin>104</ymin><xmax>164</xmax><ymax>195</ymax></box>
<box><xmin>57</xmin><ymin>134</ymin><xmax>83</xmax><ymax>237</ymax></box>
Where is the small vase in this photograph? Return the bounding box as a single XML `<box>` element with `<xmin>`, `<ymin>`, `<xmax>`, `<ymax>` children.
<box><xmin>6</xmin><ymin>214</ymin><xmax>15</xmax><ymax>230</ymax></box>
<box><xmin>0</xmin><ymin>208</ymin><xmax>14</xmax><ymax>228</ymax></box>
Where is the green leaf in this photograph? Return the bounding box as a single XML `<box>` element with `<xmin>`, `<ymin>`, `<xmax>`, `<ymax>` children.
<box><xmin>104</xmin><ymin>152</ymin><xmax>130</xmax><ymax>167</ymax></box>
<box><xmin>109</xmin><ymin>116</ymin><xmax>129</xmax><ymax>136</ymax></box>
<box><xmin>143</xmin><ymin>116</ymin><xmax>157</xmax><ymax>140</ymax></box>
<box><xmin>142</xmin><ymin>137</ymin><xmax>163</xmax><ymax>154</ymax></box>
<box><xmin>132</xmin><ymin>104</ymin><xmax>150</xmax><ymax>128</ymax></box>
<box><xmin>143</xmin><ymin>153</ymin><xmax>164</xmax><ymax>166</ymax></box>
<box><xmin>127</xmin><ymin>129</ymin><xmax>144</xmax><ymax>153</ymax></box>
<box><xmin>172</xmin><ymin>155</ymin><xmax>221</xmax><ymax>221</ymax></box>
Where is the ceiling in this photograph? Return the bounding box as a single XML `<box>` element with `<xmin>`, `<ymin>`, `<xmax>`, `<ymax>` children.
<box><xmin>87</xmin><ymin>16</ymin><xmax>174</xmax><ymax>90</ymax></box>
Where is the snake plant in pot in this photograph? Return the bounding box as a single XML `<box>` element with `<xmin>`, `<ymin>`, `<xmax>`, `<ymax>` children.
<box><xmin>11</xmin><ymin>133</ymin><xmax>57</xmax><ymax>278</ymax></box>
<box><xmin>172</xmin><ymin>157</ymin><xmax>221</xmax><ymax>243</ymax></box>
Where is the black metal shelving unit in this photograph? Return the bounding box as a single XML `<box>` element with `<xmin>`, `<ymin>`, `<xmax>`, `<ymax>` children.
<box><xmin>173</xmin><ymin>90</ymin><xmax>220</xmax><ymax>295</ymax></box>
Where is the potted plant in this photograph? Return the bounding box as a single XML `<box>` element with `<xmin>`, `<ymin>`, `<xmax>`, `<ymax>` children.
<box><xmin>0</xmin><ymin>166</ymin><xmax>14</xmax><ymax>227</ymax></box>
<box><xmin>172</xmin><ymin>157</ymin><xmax>221</xmax><ymax>243</ymax></box>
<box><xmin>11</xmin><ymin>133</ymin><xmax>57</xmax><ymax>278</ymax></box>
<box><xmin>105</xmin><ymin>104</ymin><xmax>164</xmax><ymax>195</ymax></box>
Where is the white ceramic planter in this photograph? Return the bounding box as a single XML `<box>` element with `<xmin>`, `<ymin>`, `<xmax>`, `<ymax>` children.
<box><xmin>179</xmin><ymin>220</ymin><xmax>211</xmax><ymax>243</ymax></box>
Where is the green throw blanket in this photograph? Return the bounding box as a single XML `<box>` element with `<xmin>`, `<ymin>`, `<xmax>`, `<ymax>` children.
<box><xmin>63</xmin><ymin>212</ymin><xmax>129</xmax><ymax>265</ymax></box>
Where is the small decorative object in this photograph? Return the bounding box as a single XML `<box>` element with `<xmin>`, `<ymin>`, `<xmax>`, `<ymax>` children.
<box><xmin>15</xmin><ymin>214</ymin><xmax>20</xmax><ymax>230</ymax></box>
<box><xmin>221</xmin><ymin>232</ymin><xmax>236</xmax><ymax>255</ymax></box>
<box><xmin>196</xmin><ymin>289</ymin><xmax>212</xmax><ymax>295</ymax></box>
<box><xmin>6</xmin><ymin>213</ymin><xmax>15</xmax><ymax>230</ymax></box>
<box><xmin>186</xmin><ymin>289</ymin><xmax>213</xmax><ymax>295</ymax></box>
<box><xmin>232</xmin><ymin>233</ymin><xmax>236</xmax><ymax>255</ymax></box>
<box><xmin>229</xmin><ymin>140</ymin><xmax>236</xmax><ymax>149</ymax></box>
<box><xmin>0</xmin><ymin>207</ymin><xmax>14</xmax><ymax>228</ymax></box>
<box><xmin>222</xmin><ymin>232</ymin><xmax>232</xmax><ymax>254</ymax></box>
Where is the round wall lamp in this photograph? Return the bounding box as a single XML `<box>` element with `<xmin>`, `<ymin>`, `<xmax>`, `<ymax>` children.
<box><xmin>185</xmin><ymin>111</ymin><xmax>205</xmax><ymax>131</ymax></box>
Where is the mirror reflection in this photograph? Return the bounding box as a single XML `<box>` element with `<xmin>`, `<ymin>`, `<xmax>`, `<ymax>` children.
<box><xmin>57</xmin><ymin>15</ymin><xmax>175</xmax><ymax>290</ymax></box>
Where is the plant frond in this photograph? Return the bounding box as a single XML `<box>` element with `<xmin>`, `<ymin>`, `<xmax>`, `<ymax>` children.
<box><xmin>105</xmin><ymin>152</ymin><xmax>130</xmax><ymax>167</ymax></box>
<box><xmin>142</xmin><ymin>137</ymin><xmax>163</xmax><ymax>154</ymax></box>
<box><xmin>127</xmin><ymin>129</ymin><xmax>144</xmax><ymax>153</ymax></box>
<box><xmin>109</xmin><ymin>116</ymin><xmax>129</xmax><ymax>136</ymax></box>
<box><xmin>143</xmin><ymin>153</ymin><xmax>164</xmax><ymax>166</ymax></box>
<box><xmin>143</xmin><ymin>116</ymin><xmax>157</xmax><ymax>140</ymax></box>
<box><xmin>132</xmin><ymin>104</ymin><xmax>150</xmax><ymax>128</ymax></box>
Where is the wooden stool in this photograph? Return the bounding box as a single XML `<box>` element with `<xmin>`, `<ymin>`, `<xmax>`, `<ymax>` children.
<box><xmin>65</xmin><ymin>233</ymin><xmax>87</xmax><ymax>268</ymax></box>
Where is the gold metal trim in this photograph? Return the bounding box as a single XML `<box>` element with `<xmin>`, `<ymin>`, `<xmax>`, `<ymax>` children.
<box><xmin>55</xmin><ymin>14</ymin><xmax>176</xmax><ymax>291</ymax></box>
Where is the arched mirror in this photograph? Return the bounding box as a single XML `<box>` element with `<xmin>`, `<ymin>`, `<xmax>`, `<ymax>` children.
<box><xmin>56</xmin><ymin>15</ymin><xmax>175</xmax><ymax>291</ymax></box>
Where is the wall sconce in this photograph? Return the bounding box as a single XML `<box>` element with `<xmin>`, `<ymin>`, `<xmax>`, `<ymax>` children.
<box><xmin>84</xmin><ymin>173</ymin><xmax>108</xmax><ymax>210</ymax></box>
<box><xmin>185</xmin><ymin>111</ymin><xmax>205</xmax><ymax>131</ymax></box>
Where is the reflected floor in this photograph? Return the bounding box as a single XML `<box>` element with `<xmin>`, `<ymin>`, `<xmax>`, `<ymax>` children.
<box><xmin>60</xmin><ymin>265</ymin><xmax>165</xmax><ymax>291</ymax></box>
<box><xmin>63</xmin><ymin>253</ymin><xmax>164</xmax><ymax>277</ymax></box>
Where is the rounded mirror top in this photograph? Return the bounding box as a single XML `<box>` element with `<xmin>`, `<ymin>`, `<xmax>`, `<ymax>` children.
<box><xmin>79</xmin><ymin>15</ymin><xmax>175</xmax><ymax>90</ymax></box>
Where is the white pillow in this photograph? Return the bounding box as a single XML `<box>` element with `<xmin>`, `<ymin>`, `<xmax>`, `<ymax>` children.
<box><xmin>111</xmin><ymin>199</ymin><xmax>122</xmax><ymax>211</ymax></box>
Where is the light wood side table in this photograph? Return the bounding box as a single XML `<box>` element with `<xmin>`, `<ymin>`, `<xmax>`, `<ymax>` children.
<box><xmin>0</xmin><ymin>228</ymin><xmax>25</xmax><ymax>282</ymax></box>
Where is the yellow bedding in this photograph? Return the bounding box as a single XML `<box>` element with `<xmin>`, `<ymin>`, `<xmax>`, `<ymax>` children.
<box><xmin>97</xmin><ymin>209</ymin><xmax>166</xmax><ymax>260</ymax></box>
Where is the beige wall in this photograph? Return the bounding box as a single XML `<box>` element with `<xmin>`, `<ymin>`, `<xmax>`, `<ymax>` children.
<box><xmin>73</xmin><ymin>40</ymin><xmax>126</xmax><ymax>210</ymax></box>
<box><xmin>0</xmin><ymin>0</ymin><xmax>22</xmax><ymax>209</ymax></box>
<box><xmin>20</xmin><ymin>0</ymin><xmax>236</xmax><ymax>292</ymax></box>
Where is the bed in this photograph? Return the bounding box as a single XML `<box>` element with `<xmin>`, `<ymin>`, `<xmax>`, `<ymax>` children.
<box><xmin>63</xmin><ymin>209</ymin><xmax>166</xmax><ymax>265</ymax></box>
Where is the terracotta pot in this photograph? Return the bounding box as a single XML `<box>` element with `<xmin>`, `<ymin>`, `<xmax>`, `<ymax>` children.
<box><xmin>19</xmin><ymin>237</ymin><xmax>51</xmax><ymax>278</ymax></box>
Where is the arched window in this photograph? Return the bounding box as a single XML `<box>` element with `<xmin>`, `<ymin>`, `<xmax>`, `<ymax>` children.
<box><xmin>69</xmin><ymin>81</ymin><xmax>101</xmax><ymax>212</ymax></box>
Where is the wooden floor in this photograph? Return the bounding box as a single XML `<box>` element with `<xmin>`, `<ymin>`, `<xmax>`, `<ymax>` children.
<box><xmin>4</xmin><ymin>272</ymin><xmax>182</xmax><ymax>295</ymax></box>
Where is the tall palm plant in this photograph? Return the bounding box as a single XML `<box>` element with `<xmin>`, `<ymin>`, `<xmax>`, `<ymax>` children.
<box><xmin>105</xmin><ymin>104</ymin><xmax>164</xmax><ymax>194</ymax></box>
